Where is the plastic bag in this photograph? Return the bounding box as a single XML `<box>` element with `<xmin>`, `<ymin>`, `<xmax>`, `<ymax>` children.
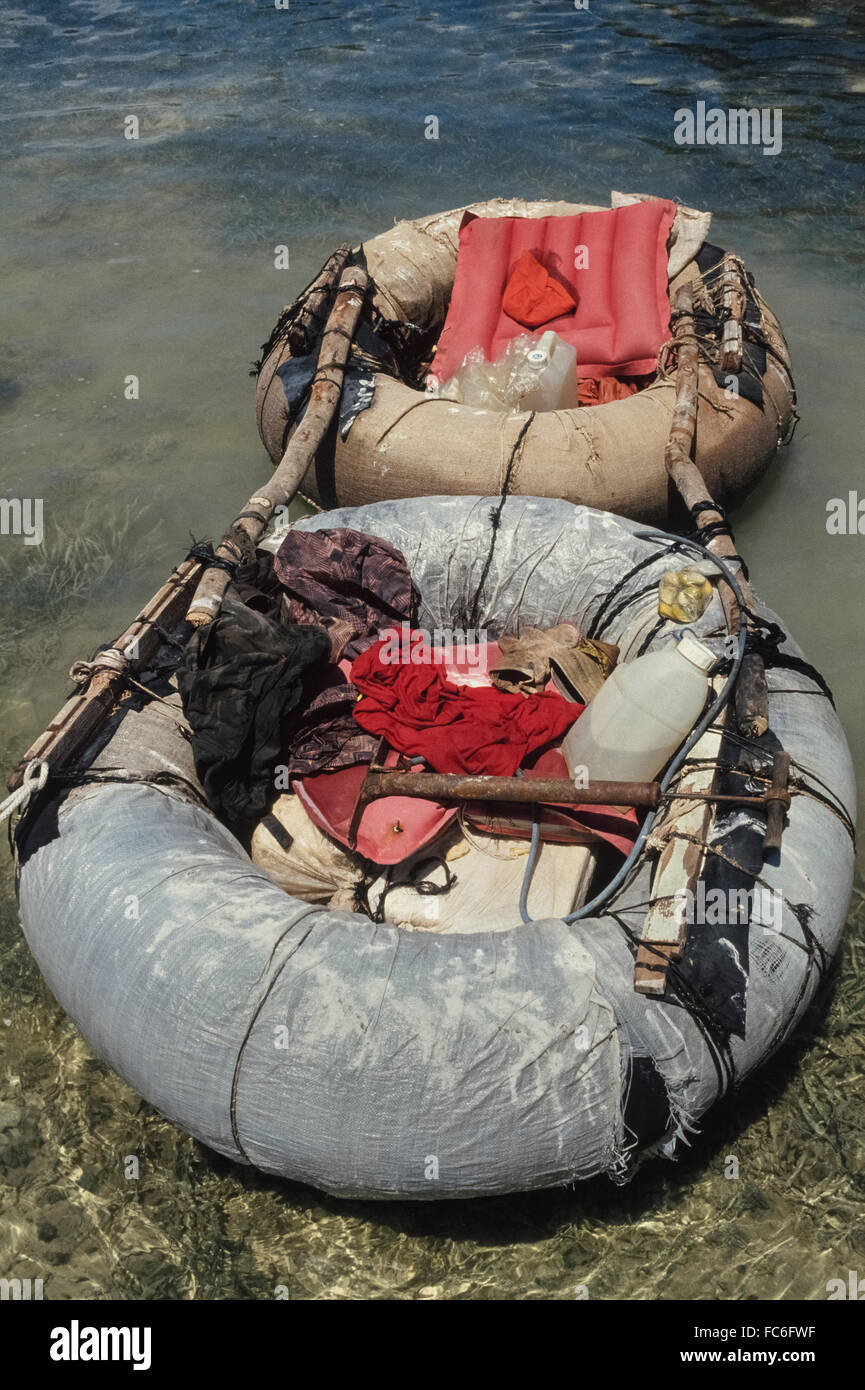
<box><xmin>434</xmin><ymin>335</ymin><xmax>544</xmax><ymax>410</ymax></box>
<box><xmin>658</xmin><ymin>567</ymin><xmax>713</xmax><ymax>623</ymax></box>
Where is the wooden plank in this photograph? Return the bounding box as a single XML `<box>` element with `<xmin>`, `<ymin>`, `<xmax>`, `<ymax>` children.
<box><xmin>635</xmin><ymin>678</ymin><xmax>726</xmax><ymax>996</ymax></box>
<box><xmin>7</xmin><ymin>555</ymin><xmax>204</xmax><ymax>791</ymax></box>
<box><xmin>720</xmin><ymin>252</ymin><xmax>745</xmax><ymax>374</ymax></box>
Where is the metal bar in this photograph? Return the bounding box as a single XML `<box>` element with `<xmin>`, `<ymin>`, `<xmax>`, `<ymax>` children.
<box><xmin>360</xmin><ymin>771</ymin><xmax>662</xmax><ymax>807</ymax></box>
<box><xmin>666</xmin><ymin>789</ymin><xmax>790</xmax><ymax>808</ymax></box>
<box><xmin>763</xmin><ymin>752</ymin><xmax>792</xmax><ymax>852</ymax></box>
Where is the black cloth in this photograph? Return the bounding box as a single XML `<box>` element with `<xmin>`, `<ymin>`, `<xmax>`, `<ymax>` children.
<box><xmin>275</xmin><ymin>320</ymin><xmax>397</xmax><ymax>442</ymax></box>
<box><xmin>177</xmin><ymin>593</ymin><xmax>330</xmax><ymax>832</ymax></box>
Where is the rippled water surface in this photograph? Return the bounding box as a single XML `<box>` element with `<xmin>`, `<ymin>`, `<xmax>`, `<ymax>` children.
<box><xmin>1</xmin><ymin>0</ymin><xmax>863</xmax><ymax>1299</ymax></box>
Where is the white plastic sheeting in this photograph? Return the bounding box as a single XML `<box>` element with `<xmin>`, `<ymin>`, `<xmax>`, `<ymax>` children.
<box><xmin>16</xmin><ymin>497</ymin><xmax>855</xmax><ymax>1199</ymax></box>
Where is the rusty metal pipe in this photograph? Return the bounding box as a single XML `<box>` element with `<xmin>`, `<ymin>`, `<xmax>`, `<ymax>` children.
<box><xmin>360</xmin><ymin>771</ymin><xmax>663</xmax><ymax>809</ymax></box>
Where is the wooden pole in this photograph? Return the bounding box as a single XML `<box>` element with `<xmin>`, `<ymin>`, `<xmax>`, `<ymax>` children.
<box><xmin>763</xmin><ymin>751</ymin><xmax>791</xmax><ymax>853</ymax></box>
<box><xmin>256</xmin><ymin>243</ymin><xmax>355</xmax><ymax>442</ymax></box>
<box><xmin>7</xmin><ymin>554</ymin><xmax>205</xmax><ymax>792</ymax></box>
<box><xmin>284</xmin><ymin>243</ymin><xmax>354</xmax><ymax>355</ymax></box>
<box><xmin>6</xmin><ymin>262</ymin><xmax>368</xmax><ymax>795</ymax></box>
<box><xmin>719</xmin><ymin>252</ymin><xmax>746</xmax><ymax>374</ymax></box>
<box><xmin>187</xmin><ymin>263</ymin><xmax>369</xmax><ymax>628</ymax></box>
<box><xmin>665</xmin><ymin>286</ymin><xmax>769</xmax><ymax>738</ymax></box>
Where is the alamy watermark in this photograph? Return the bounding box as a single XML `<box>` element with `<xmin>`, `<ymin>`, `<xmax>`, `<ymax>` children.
<box><xmin>674</xmin><ymin>102</ymin><xmax>782</xmax><ymax>156</ymax></box>
<box><xmin>826</xmin><ymin>491</ymin><xmax>865</xmax><ymax>534</ymax></box>
<box><xmin>50</xmin><ymin>1321</ymin><xmax>152</xmax><ymax>1370</ymax></box>
<box><xmin>377</xmin><ymin>623</ymin><xmax>489</xmax><ymax>668</ymax></box>
<box><xmin>826</xmin><ymin>1270</ymin><xmax>865</xmax><ymax>1299</ymax></box>
<box><xmin>673</xmin><ymin>882</ymin><xmax>784</xmax><ymax>931</ymax></box>
<box><xmin>0</xmin><ymin>497</ymin><xmax>43</xmax><ymax>546</ymax></box>
<box><xmin>1</xmin><ymin>1276</ymin><xmax>43</xmax><ymax>1300</ymax></box>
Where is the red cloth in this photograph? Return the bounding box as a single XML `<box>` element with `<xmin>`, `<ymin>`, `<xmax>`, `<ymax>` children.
<box><xmin>431</xmin><ymin>201</ymin><xmax>675</xmax><ymax>385</ymax></box>
<box><xmin>502</xmin><ymin>249</ymin><xmax>576</xmax><ymax>329</ymax></box>
<box><xmin>350</xmin><ymin>637</ymin><xmax>582</xmax><ymax>776</ymax></box>
<box><xmin>577</xmin><ymin>376</ymin><xmax>646</xmax><ymax>406</ymax></box>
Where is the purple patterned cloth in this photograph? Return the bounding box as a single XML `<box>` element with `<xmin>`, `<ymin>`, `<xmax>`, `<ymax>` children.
<box><xmin>274</xmin><ymin>527</ymin><xmax>419</xmax><ymax>777</ymax></box>
<box><xmin>283</xmin><ymin>664</ymin><xmax>379</xmax><ymax>779</ymax></box>
<box><xmin>274</xmin><ymin>527</ymin><xmax>420</xmax><ymax>661</ymax></box>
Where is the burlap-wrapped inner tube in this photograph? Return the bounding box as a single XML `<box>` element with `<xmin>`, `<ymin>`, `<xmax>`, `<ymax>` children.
<box><xmin>255</xmin><ymin>198</ymin><xmax>796</xmax><ymax>523</ymax></box>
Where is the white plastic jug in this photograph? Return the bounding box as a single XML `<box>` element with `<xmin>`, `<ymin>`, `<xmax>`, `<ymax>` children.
<box><xmin>562</xmin><ymin>632</ymin><xmax>716</xmax><ymax>786</ymax></box>
<box><xmin>516</xmin><ymin>330</ymin><xmax>579</xmax><ymax>412</ymax></box>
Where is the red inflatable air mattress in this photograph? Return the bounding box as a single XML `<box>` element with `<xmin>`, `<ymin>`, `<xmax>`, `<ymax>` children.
<box><xmin>432</xmin><ymin>200</ymin><xmax>675</xmax><ymax>384</ymax></box>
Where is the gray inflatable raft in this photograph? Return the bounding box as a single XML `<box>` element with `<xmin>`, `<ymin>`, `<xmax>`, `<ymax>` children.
<box><xmin>15</xmin><ymin>498</ymin><xmax>855</xmax><ymax>1199</ymax></box>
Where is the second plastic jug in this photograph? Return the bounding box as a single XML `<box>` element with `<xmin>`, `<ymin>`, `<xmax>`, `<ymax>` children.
<box><xmin>562</xmin><ymin>631</ymin><xmax>716</xmax><ymax>786</ymax></box>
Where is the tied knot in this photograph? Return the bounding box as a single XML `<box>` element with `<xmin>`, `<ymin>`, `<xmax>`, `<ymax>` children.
<box><xmin>69</xmin><ymin>648</ymin><xmax>129</xmax><ymax>685</ymax></box>
<box><xmin>0</xmin><ymin>759</ymin><xmax>50</xmax><ymax>825</ymax></box>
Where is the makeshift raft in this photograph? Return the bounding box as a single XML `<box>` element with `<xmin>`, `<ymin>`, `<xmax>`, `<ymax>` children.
<box><xmin>13</xmin><ymin>497</ymin><xmax>854</xmax><ymax>1200</ymax></box>
<box><xmin>255</xmin><ymin>197</ymin><xmax>797</xmax><ymax>523</ymax></box>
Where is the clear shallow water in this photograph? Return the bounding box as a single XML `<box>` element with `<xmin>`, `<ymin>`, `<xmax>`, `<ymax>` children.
<box><xmin>1</xmin><ymin>0</ymin><xmax>863</xmax><ymax>1300</ymax></box>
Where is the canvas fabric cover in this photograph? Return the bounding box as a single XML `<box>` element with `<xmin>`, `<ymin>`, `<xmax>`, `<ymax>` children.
<box><xmin>432</xmin><ymin>199</ymin><xmax>677</xmax><ymax>383</ymax></box>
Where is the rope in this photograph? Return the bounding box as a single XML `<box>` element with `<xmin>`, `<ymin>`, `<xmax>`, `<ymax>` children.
<box><xmin>362</xmin><ymin>854</ymin><xmax>459</xmax><ymax>924</ymax></box>
<box><xmin>0</xmin><ymin>760</ymin><xmax>49</xmax><ymax>825</ymax></box>
<box><xmin>584</xmin><ymin>543</ymin><xmax>692</xmax><ymax>641</ymax></box>
<box><xmin>466</xmin><ymin>415</ymin><xmax>534</xmax><ymax>630</ymax></box>
<box><xmin>68</xmin><ymin>647</ymin><xmax>128</xmax><ymax>685</ymax></box>
<box><xmin>739</xmin><ymin>609</ymin><xmax>835</xmax><ymax>706</ymax></box>
<box><xmin>125</xmin><ymin>676</ymin><xmax>188</xmax><ymax>716</ymax></box>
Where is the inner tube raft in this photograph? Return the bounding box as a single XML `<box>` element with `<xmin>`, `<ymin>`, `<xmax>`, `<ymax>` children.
<box><xmin>16</xmin><ymin>497</ymin><xmax>853</xmax><ymax>1200</ymax></box>
<box><xmin>255</xmin><ymin>198</ymin><xmax>797</xmax><ymax>523</ymax></box>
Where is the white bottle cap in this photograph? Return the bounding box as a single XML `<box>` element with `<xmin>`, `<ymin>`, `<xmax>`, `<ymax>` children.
<box><xmin>527</xmin><ymin>330</ymin><xmax>555</xmax><ymax>367</ymax></box>
<box><xmin>676</xmin><ymin>631</ymin><xmax>716</xmax><ymax>671</ymax></box>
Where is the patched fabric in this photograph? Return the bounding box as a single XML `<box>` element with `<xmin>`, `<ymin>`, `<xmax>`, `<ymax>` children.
<box><xmin>282</xmin><ymin>663</ymin><xmax>379</xmax><ymax>780</ymax></box>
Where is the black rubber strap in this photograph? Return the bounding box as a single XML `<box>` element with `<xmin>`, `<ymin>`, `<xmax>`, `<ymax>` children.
<box><xmin>262</xmin><ymin>813</ymin><xmax>294</xmax><ymax>853</ymax></box>
<box><xmin>688</xmin><ymin>499</ymin><xmax>728</xmax><ymax>523</ymax></box>
<box><xmin>314</xmin><ymin>421</ymin><xmax>340</xmax><ymax>510</ymax></box>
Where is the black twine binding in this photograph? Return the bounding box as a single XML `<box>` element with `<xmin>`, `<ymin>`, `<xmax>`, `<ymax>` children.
<box><xmin>740</xmin><ymin>609</ymin><xmax>836</xmax><ymax>706</ymax></box>
<box><xmin>466</xmin><ymin>414</ymin><xmax>534</xmax><ymax>630</ymax></box>
<box><xmin>186</xmin><ymin>542</ymin><xmax>240</xmax><ymax>580</ymax></box>
<box><xmin>684</xmin><ymin>499</ymin><xmax>750</xmax><ymax>578</ymax></box>
<box><xmin>585</xmin><ymin>543</ymin><xmax>690</xmax><ymax>640</ymax></box>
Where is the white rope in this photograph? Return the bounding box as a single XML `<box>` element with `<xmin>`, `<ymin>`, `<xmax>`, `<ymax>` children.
<box><xmin>0</xmin><ymin>759</ymin><xmax>49</xmax><ymax>824</ymax></box>
<box><xmin>68</xmin><ymin>647</ymin><xmax>128</xmax><ymax>685</ymax></box>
